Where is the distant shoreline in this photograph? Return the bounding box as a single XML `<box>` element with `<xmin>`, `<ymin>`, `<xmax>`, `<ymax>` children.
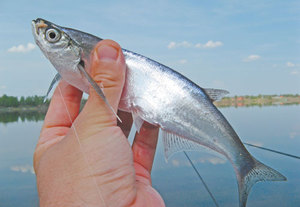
<box><xmin>214</xmin><ymin>94</ymin><xmax>300</xmax><ymax>108</ymax></box>
<box><xmin>0</xmin><ymin>94</ymin><xmax>299</xmax><ymax>111</ymax></box>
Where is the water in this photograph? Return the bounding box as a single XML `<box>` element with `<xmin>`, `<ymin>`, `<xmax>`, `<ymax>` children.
<box><xmin>0</xmin><ymin>105</ymin><xmax>299</xmax><ymax>207</ymax></box>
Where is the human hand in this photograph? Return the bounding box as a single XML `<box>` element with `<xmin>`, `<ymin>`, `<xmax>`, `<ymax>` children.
<box><xmin>33</xmin><ymin>40</ymin><xmax>165</xmax><ymax>207</ymax></box>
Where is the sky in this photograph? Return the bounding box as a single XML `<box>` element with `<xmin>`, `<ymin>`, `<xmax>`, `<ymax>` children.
<box><xmin>0</xmin><ymin>0</ymin><xmax>299</xmax><ymax>97</ymax></box>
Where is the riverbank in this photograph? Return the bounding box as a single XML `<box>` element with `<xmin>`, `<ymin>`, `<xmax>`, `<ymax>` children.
<box><xmin>0</xmin><ymin>95</ymin><xmax>299</xmax><ymax>112</ymax></box>
<box><xmin>214</xmin><ymin>95</ymin><xmax>300</xmax><ymax>108</ymax></box>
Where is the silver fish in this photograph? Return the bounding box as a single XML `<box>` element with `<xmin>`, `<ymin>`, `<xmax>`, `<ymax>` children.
<box><xmin>32</xmin><ymin>18</ymin><xmax>286</xmax><ymax>207</ymax></box>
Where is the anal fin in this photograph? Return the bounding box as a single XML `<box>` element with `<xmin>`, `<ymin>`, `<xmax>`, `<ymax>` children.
<box><xmin>162</xmin><ymin>129</ymin><xmax>225</xmax><ymax>161</ymax></box>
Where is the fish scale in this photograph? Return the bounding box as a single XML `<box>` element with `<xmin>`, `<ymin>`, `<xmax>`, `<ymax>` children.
<box><xmin>32</xmin><ymin>18</ymin><xmax>286</xmax><ymax>207</ymax></box>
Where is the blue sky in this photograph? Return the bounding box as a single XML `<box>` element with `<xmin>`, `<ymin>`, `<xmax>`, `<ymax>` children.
<box><xmin>0</xmin><ymin>0</ymin><xmax>299</xmax><ymax>97</ymax></box>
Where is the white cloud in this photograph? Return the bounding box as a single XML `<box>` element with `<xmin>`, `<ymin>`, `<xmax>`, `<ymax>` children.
<box><xmin>168</xmin><ymin>41</ymin><xmax>192</xmax><ymax>49</ymax></box>
<box><xmin>0</xmin><ymin>85</ymin><xmax>6</xmax><ymax>90</ymax></box>
<box><xmin>290</xmin><ymin>132</ymin><xmax>299</xmax><ymax>139</ymax></box>
<box><xmin>290</xmin><ymin>70</ymin><xmax>299</xmax><ymax>75</ymax></box>
<box><xmin>199</xmin><ymin>157</ymin><xmax>226</xmax><ymax>165</ymax></box>
<box><xmin>7</xmin><ymin>43</ymin><xmax>36</xmax><ymax>53</ymax></box>
<box><xmin>195</xmin><ymin>41</ymin><xmax>223</xmax><ymax>48</ymax></box>
<box><xmin>170</xmin><ymin>156</ymin><xmax>226</xmax><ymax>168</ymax></box>
<box><xmin>208</xmin><ymin>157</ymin><xmax>226</xmax><ymax>165</ymax></box>
<box><xmin>171</xmin><ymin>159</ymin><xmax>180</xmax><ymax>167</ymax></box>
<box><xmin>286</xmin><ymin>62</ymin><xmax>295</xmax><ymax>67</ymax></box>
<box><xmin>203</xmin><ymin>40</ymin><xmax>223</xmax><ymax>48</ymax></box>
<box><xmin>167</xmin><ymin>40</ymin><xmax>223</xmax><ymax>49</ymax></box>
<box><xmin>243</xmin><ymin>55</ymin><xmax>261</xmax><ymax>62</ymax></box>
<box><xmin>180</xmin><ymin>41</ymin><xmax>192</xmax><ymax>48</ymax></box>
<box><xmin>10</xmin><ymin>165</ymin><xmax>35</xmax><ymax>174</ymax></box>
<box><xmin>167</xmin><ymin>41</ymin><xmax>176</xmax><ymax>49</ymax></box>
<box><xmin>178</xmin><ymin>59</ymin><xmax>187</xmax><ymax>64</ymax></box>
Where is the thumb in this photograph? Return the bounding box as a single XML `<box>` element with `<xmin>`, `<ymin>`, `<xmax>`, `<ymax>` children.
<box><xmin>76</xmin><ymin>40</ymin><xmax>126</xmax><ymax>134</ymax></box>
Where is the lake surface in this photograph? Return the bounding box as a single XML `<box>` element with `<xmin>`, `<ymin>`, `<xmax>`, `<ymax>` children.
<box><xmin>0</xmin><ymin>105</ymin><xmax>299</xmax><ymax>207</ymax></box>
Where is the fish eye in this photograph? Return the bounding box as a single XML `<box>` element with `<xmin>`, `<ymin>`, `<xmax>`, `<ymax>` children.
<box><xmin>45</xmin><ymin>28</ymin><xmax>61</xmax><ymax>43</ymax></box>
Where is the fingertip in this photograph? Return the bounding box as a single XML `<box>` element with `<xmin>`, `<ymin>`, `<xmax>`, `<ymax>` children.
<box><xmin>92</xmin><ymin>39</ymin><xmax>124</xmax><ymax>65</ymax></box>
<box><xmin>90</xmin><ymin>39</ymin><xmax>125</xmax><ymax>90</ymax></box>
<box><xmin>132</xmin><ymin>123</ymin><xmax>159</xmax><ymax>173</ymax></box>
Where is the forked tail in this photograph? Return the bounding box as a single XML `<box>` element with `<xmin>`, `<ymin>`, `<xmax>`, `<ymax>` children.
<box><xmin>236</xmin><ymin>157</ymin><xmax>286</xmax><ymax>207</ymax></box>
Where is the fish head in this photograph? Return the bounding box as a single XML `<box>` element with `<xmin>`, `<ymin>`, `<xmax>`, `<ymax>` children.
<box><xmin>31</xmin><ymin>18</ymin><xmax>81</xmax><ymax>72</ymax></box>
<box><xmin>32</xmin><ymin>18</ymin><xmax>89</xmax><ymax>93</ymax></box>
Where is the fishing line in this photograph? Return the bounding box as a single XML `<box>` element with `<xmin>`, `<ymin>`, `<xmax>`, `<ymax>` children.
<box><xmin>183</xmin><ymin>151</ymin><xmax>220</xmax><ymax>207</ymax></box>
<box><xmin>243</xmin><ymin>142</ymin><xmax>300</xmax><ymax>160</ymax></box>
<box><xmin>57</xmin><ymin>83</ymin><xmax>107</xmax><ymax>207</ymax></box>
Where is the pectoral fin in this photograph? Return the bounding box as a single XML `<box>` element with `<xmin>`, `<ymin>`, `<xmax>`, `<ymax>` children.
<box><xmin>132</xmin><ymin>111</ymin><xmax>144</xmax><ymax>133</ymax></box>
<box><xmin>77</xmin><ymin>63</ymin><xmax>122</xmax><ymax>123</ymax></box>
<box><xmin>203</xmin><ymin>88</ymin><xmax>229</xmax><ymax>102</ymax></box>
<box><xmin>44</xmin><ymin>73</ymin><xmax>61</xmax><ymax>102</ymax></box>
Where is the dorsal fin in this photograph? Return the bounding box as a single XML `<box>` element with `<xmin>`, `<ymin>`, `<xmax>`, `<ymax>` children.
<box><xmin>203</xmin><ymin>88</ymin><xmax>229</xmax><ymax>102</ymax></box>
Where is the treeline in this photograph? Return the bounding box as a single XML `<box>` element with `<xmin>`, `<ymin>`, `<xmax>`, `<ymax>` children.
<box><xmin>1</xmin><ymin>94</ymin><xmax>299</xmax><ymax>108</ymax></box>
<box><xmin>222</xmin><ymin>94</ymin><xmax>300</xmax><ymax>100</ymax></box>
<box><xmin>0</xmin><ymin>95</ymin><xmax>49</xmax><ymax>107</ymax></box>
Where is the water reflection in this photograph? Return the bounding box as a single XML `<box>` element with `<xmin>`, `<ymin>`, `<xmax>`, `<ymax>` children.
<box><xmin>170</xmin><ymin>156</ymin><xmax>227</xmax><ymax>168</ymax></box>
<box><xmin>0</xmin><ymin>111</ymin><xmax>45</xmax><ymax>123</ymax></box>
<box><xmin>0</xmin><ymin>105</ymin><xmax>299</xmax><ymax>206</ymax></box>
<box><xmin>10</xmin><ymin>165</ymin><xmax>35</xmax><ymax>174</ymax></box>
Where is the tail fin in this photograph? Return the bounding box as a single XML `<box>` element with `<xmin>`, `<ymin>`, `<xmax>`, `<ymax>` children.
<box><xmin>237</xmin><ymin>157</ymin><xmax>286</xmax><ymax>207</ymax></box>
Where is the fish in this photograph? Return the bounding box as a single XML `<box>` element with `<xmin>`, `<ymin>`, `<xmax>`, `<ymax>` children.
<box><xmin>31</xmin><ymin>18</ymin><xmax>286</xmax><ymax>207</ymax></box>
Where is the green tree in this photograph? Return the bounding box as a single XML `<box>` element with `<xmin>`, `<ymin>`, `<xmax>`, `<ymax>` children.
<box><xmin>19</xmin><ymin>96</ymin><xmax>25</xmax><ymax>105</ymax></box>
<box><xmin>0</xmin><ymin>94</ymin><xmax>19</xmax><ymax>107</ymax></box>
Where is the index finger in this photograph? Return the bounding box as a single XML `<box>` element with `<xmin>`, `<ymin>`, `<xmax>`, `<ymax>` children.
<box><xmin>35</xmin><ymin>80</ymin><xmax>82</xmax><ymax>170</ymax></box>
<box><xmin>132</xmin><ymin>122</ymin><xmax>159</xmax><ymax>174</ymax></box>
<box><xmin>41</xmin><ymin>80</ymin><xmax>83</xmax><ymax>133</ymax></box>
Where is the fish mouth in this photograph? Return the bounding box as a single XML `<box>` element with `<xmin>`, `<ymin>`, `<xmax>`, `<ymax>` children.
<box><xmin>31</xmin><ymin>20</ymin><xmax>38</xmax><ymax>35</ymax></box>
<box><xmin>31</xmin><ymin>18</ymin><xmax>49</xmax><ymax>35</ymax></box>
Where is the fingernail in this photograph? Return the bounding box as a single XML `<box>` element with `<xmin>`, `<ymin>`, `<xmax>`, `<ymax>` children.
<box><xmin>95</xmin><ymin>45</ymin><xmax>118</xmax><ymax>62</ymax></box>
